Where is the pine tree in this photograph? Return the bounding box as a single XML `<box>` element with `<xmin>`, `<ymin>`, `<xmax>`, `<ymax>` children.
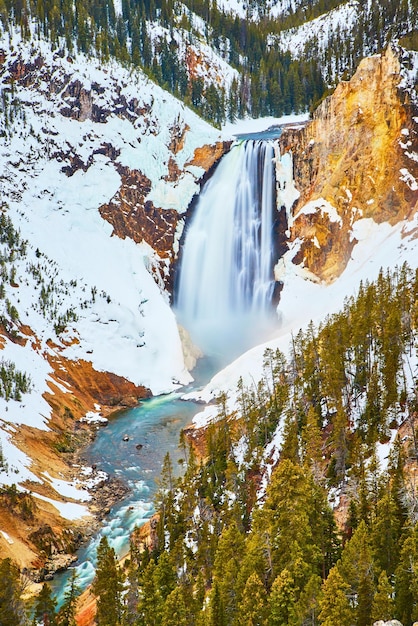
<box><xmin>121</xmin><ymin>557</ymin><xmax>139</xmax><ymax>626</ymax></box>
<box><xmin>268</xmin><ymin>568</ymin><xmax>297</xmax><ymax>626</ymax></box>
<box><xmin>394</xmin><ymin>524</ymin><xmax>418</xmax><ymax>625</ymax></box>
<box><xmin>93</xmin><ymin>536</ymin><xmax>123</xmax><ymax>626</ymax></box>
<box><xmin>212</xmin><ymin>522</ymin><xmax>245</xmax><ymax>622</ymax></box>
<box><xmin>338</xmin><ymin>520</ymin><xmax>375</xmax><ymax>626</ymax></box>
<box><xmin>155</xmin><ymin>452</ymin><xmax>176</xmax><ymax>550</ymax></box>
<box><xmin>57</xmin><ymin>570</ymin><xmax>80</xmax><ymax>626</ymax></box>
<box><xmin>0</xmin><ymin>558</ymin><xmax>26</xmax><ymax>626</ymax></box>
<box><xmin>136</xmin><ymin>559</ymin><xmax>163</xmax><ymax>625</ymax></box>
<box><xmin>302</xmin><ymin>405</ymin><xmax>325</xmax><ymax>483</ymax></box>
<box><xmin>370</xmin><ymin>490</ymin><xmax>402</xmax><ymax>576</ymax></box>
<box><xmin>153</xmin><ymin>551</ymin><xmax>176</xmax><ymax>602</ymax></box>
<box><xmin>318</xmin><ymin>567</ymin><xmax>353</xmax><ymax>626</ymax></box>
<box><xmin>208</xmin><ymin>580</ymin><xmax>225</xmax><ymax>626</ymax></box>
<box><xmin>237</xmin><ymin>572</ymin><xmax>268</xmax><ymax>626</ymax></box>
<box><xmin>253</xmin><ymin>460</ymin><xmax>321</xmax><ymax>584</ymax></box>
<box><xmin>161</xmin><ymin>587</ymin><xmax>188</xmax><ymax>626</ymax></box>
<box><xmin>371</xmin><ymin>570</ymin><xmax>395</xmax><ymax>623</ymax></box>
<box><xmin>294</xmin><ymin>574</ymin><xmax>322</xmax><ymax>626</ymax></box>
<box><xmin>33</xmin><ymin>583</ymin><xmax>57</xmax><ymax>626</ymax></box>
<box><xmin>328</xmin><ymin>400</ymin><xmax>350</xmax><ymax>485</ymax></box>
<box><xmin>388</xmin><ymin>437</ymin><xmax>409</xmax><ymax>530</ymax></box>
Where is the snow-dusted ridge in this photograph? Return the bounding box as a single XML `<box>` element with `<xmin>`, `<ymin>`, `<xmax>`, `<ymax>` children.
<box><xmin>216</xmin><ymin>0</ymin><xmax>310</xmax><ymax>20</ymax></box>
<box><xmin>270</xmin><ymin>0</ymin><xmax>417</xmax><ymax>83</ymax></box>
<box><xmin>272</xmin><ymin>0</ymin><xmax>361</xmax><ymax>60</ymax></box>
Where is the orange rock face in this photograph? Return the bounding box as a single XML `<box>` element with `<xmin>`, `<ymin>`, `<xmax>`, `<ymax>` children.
<box><xmin>98</xmin><ymin>141</ymin><xmax>231</xmax><ymax>289</ymax></box>
<box><xmin>188</xmin><ymin>141</ymin><xmax>232</xmax><ymax>172</ymax></box>
<box><xmin>280</xmin><ymin>47</ymin><xmax>418</xmax><ymax>281</ymax></box>
<box><xmin>0</xmin><ymin>327</ymin><xmax>151</xmax><ymax>571</ymax></box>
<box><xmin>76</xmin><ymin>590</ymin><xmax>97</xmax><ymax>626</ymax></box>
<box><xmin>45</xmin><ymin>353</ymin><xmax>151</xmax><ymax>422</ymax></box>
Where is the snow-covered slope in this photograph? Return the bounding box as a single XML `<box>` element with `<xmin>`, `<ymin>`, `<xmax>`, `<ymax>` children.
<box><xmin>189</xmin><ymin>215</ymin><xmax>418</xmax><ymax>409</ymax></box>
<box><xmin>0</xmin><ymin>28</ymin><xmax>222</xmax><ymax>498</ymax></box>
<box><xmin>216</xmin><ymin>0</ymin><xmax>314</xmax><ymax>20</ymax></box>
<box><xmin>147</xmin><ymin>19</ymin><xmax>239</xmax><ymax>90</ymax></box>
<box><xmin>272</xmin><ymin>0</ymin><xmax>360</xmax><ymax>60</ymax></box>
<box><xmin>271</xmin><ymin>0</ymin><xmax>416</xmax><ymax>81</ymax></box>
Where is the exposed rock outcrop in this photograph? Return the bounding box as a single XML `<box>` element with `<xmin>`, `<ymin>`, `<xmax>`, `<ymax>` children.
<box><xmin>188</xmin><ymin>141</ymin><xmax>232</xmax><ymax>172</ymax></box>
<box><xmin>0</xmin><ymin>330</ymin><xmax>151</xmax><ymax>571</ymax></box>
<box><xmin>280</xmin><ymin>47</ymin><xmax>418</xmax><ymax>282</ymax></box>
<box><xmin>99</xmin><ymin>166</ymin><xmax>179</xmax><ymax>259</ymax></box>
<box><xmin>46</xmin><ymin>354</ymin><xmax>151</xmax><ymax>415</ymax></box>
<box><xmin>0</xmin><ymin>34</ymin><xmax>229</xmax><ymax>578</ymax></box>
<box><xmin>0</xmin><ymin>47</ymin><xmax>229</xmax><ymax>289</ymax></box>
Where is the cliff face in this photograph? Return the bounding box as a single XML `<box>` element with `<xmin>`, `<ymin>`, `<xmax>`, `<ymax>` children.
<box><xmin>3</xmin><ymin>48</ymin><xmax>230</xmax><ymax>282</ymax></box>
<box><xmin>280</xmin><ymin>47</ymin><xmax>418</xmax><ymax>281</ymax></box>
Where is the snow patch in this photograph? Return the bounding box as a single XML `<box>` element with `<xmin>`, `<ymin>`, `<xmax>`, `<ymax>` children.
<box><xmin>400</xmin><ymin>167</ymin><xmax>418</xmax><ymax>191</ymax></box>
<box><xmin>0</xmin><ymin>530</ymin><xmax>14</xmax><ymax>544</ymax></box>
<box><xmin>30</xmin><ymin>492</ymin><xmax>91</xmax><ymax>521</ymax></box>
<box><xmin>294</xmin><ymin>197</ymin><xmax>342</xmax><ymax>226</ymax></box>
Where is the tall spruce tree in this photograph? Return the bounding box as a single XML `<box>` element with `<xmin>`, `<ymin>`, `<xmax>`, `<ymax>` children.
<box><xmin>161</xmin><ymin>587</ymin><xmax>188</xmax><ymax>626</ymax></box>
<box><xmin>93</xmin><ymin>536</ymin><xmax>123</xmax><ymax>626</ymax></box>
<box><xmin>268</xmin><ymin>568</ymin><xmax>298</xmax><ymax>626</ymax></box>
<box><xmin>394</xmin><ymin>524</ymin><xmax>418</xmax><ymax>625</ymax></box>
<box><xmin>33</xmin><ymin>583</ymin><xmax>57</xmax><ymax>626</ymax></box>
<box><xmin>57</xmin><ymin>570</ymin><xmax>80</xmax><ymax>626</ymax></box>
<box><xmin>318</xmin><ymin>567</ymin><xmax>353</xmax><ymax>626</ymax></box>
<box><xmin>0</xmin><ymin>558</ymin><xmax>26</xmax><ymax>626</ymax></box>
<box><xmin>371</xmin><ymin>570</ymin><xmax>395</xmax><ymax>623</ymax></box>
<box><xmin>237</xmin><ymin>572</ymin><xmax>268</xmax><ymax>626</ymax></box>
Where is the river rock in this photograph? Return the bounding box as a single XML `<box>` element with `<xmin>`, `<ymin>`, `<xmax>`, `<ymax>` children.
<box><xmin>89</xmin><ymin>476</ymin><xmax>130</xmax><ymax>519</ymax></box>
<box><xmin>33</xmin><ymin>553</ymin><xmax>78</xmax><ymax>582</ymax></box>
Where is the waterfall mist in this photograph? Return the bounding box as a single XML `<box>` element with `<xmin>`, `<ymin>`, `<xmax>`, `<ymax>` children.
<box><xmin>176</xmin><ymin>139</ymin><xmax>281</xmax><ymax>363</ymax></box>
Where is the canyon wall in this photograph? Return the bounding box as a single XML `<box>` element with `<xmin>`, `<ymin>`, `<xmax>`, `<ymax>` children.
<box><xmin>280</xmin><ymin>47</ymin><xmax>418</xmax><ymax>281</ymax></box>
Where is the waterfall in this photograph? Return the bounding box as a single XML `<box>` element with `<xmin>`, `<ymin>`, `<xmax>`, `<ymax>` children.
<box><xmin>176</xmin><ymin>139</ymin><xmax>280</xmax><ymax>361</ymax></box>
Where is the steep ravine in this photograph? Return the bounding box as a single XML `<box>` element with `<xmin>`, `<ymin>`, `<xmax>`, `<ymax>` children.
<box><xmin>1</xmin><ymin>39</ymin><xmax>417</xmax><ymax>602</ymax></box>
<box><xmin>0</xmin><ymin>132</ymin><xmax>226</xmax><ymax>577</ymax></box>
<box><xmin>0</xmin><ymin>33</ymin><xmax>230</xmax><ymax>576</ymax></box>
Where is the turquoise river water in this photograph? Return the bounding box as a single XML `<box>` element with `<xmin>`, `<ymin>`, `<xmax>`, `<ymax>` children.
<box><xmin>51</xmin><ymin>359</ymin><xmax>216</xmax><ymax>604</ymax></box>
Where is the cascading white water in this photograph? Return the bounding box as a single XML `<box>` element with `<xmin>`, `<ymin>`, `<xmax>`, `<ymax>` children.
<box><xmin>176</xmin><ymin>139</ymin><xmax>280</xmax><ymax>361</ymax></box>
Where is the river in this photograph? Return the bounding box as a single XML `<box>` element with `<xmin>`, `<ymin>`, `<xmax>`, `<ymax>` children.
<box><xmin>51</xmin><ymin>358</ymin><xmax>217</xmax><ymax>604</ymax></box>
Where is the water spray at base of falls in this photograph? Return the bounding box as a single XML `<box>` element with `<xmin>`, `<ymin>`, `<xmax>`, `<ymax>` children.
<box><xmin>176</xmin><ymin>139</ymin><xmax>285</xmax><ymax>362</ymax></box>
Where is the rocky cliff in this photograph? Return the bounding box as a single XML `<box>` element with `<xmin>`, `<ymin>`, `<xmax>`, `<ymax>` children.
<box><xmin>279</xmin><ymin>47</ymin><xmax>418</xmax><ymax>282</ymax></box>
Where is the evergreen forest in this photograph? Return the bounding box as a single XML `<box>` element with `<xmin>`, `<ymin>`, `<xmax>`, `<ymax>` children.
<box><xmin>2</xmin><ymin>263</ymin><xmax>418</xmax><ymax>624</ymax></box>
<box><xmin>0</xmin><ymin>0</ymin><xmax>416</xmax><ymax>125</ymax></box>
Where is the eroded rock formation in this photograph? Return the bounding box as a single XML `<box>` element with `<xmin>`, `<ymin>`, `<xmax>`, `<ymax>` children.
<box><xmin>280</xmin><ymin>47</ymin><xmax>418</xmax><ymax>281</ymax></box>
